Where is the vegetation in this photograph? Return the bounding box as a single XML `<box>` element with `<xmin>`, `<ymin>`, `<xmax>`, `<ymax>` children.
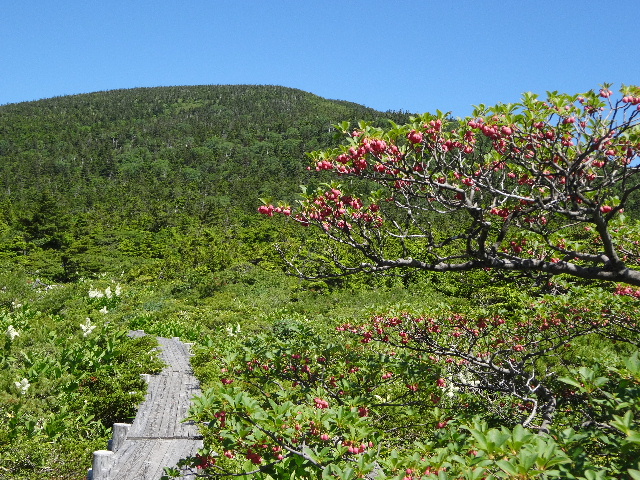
<box><xmin>0</xmin><ymin>273</ymin><xmax>164</xmax><ymax>478</ymax></box>
<box><xmin>1</xmin><ymin>85</ymin><xmax>639</xmax><ymax>479</ymax></box>
<box><xmin>0</xmin><ymin>85</ymin><xmax>411</xmax><ymax>478</ymax></box>
<box><xmin>197</xmin><ymin>85</ymin><xmax>640</xmax><ymax>479</ymax></box>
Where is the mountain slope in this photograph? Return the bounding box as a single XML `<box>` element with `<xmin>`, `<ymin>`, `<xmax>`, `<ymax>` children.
<box><xmin>0</xmin><ymin>85</ymin><xmax>411</xmax><ymax>215</ymax></box>
<box><xmin>0</xmin><ymin>85</ymin><xmax>412</xmax><ymax>280</ymax></box>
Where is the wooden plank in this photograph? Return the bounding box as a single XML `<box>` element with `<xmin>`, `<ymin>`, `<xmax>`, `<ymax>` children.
<box><xmin>108</xmin><ymin>439</ymin><xmax>203</xmax><ymax>479</ymax></box>
<box><xmin>89</xmin><ymin>333</ymin><xmax>204</xmax><ymax>480</ymax></box>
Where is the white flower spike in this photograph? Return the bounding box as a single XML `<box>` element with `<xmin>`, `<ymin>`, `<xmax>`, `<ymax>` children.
<box><xmin>6</xmin><ymin>325</ymin><xmax>19</xmax><ymax>340</ymax></box>
<box><xmin>80</xmin><ymin>318</ymin><xmax>96</xmax><ymax>337</ymax></box>
<box><xmin>15</xmin><ymin>378</ymin><xmax>30</xmax><ymax>394</ymax></box>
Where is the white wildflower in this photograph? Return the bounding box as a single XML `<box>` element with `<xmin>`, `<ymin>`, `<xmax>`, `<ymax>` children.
<box><xmin>115</xmin><ymin>284</ymin><xmax>122</xmax><ymax>296</ymax></box>
<box><xmin>6</xmin><ymin>325</ymin><xmax>20</xmax><ymax>340</ymax></box>
<box><xmin>104</xmin><ymin>286</ymin><xmax>112</xmax><ymax>299</ymax></box>
<box><xmin>88</xmin><ymin>288</ymin><xmax>104</xmax><ymax>298</ymax></box>
<box><xmin>80</xmin><ymin>318</ymin><xmax>96</xmax><ymax>337</ymax></box>
<box><xmin>99</xmin><ymin>306</ymin><xmax>108</xmax><ymax>314</ymax></box>
<box><xmin>444</xmin><ymin>385</ymin><xmax>459</xmax><ymax>398</ymax></box>
<box><xmin>15</xmin><ymin>378</ymin><xmax>30</xmax><ymax>394</ymax></box>
<box><xmin>225</xmin><ymin>323</ymin><xmax>242</xmax><ymax>337</ymax></box>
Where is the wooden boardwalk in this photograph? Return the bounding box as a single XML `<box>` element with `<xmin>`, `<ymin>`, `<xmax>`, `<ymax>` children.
<box><xmin>88</xmin><ymin>332</ymin><xmax>203</xmax><ymax>479</ymax></box>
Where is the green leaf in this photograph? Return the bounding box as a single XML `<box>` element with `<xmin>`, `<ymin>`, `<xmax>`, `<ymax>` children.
<box><xmin>593</xmin><ymin>376</ymin><xmax>609</xmax><ymax>388</ymax></box>
<box><xmin>496</xmin><ymin>459</ymin><xmax>518</xmax><ymax>476</ymax></box>
<box><xmin>583</xmin><ymin>469</ymin><xmax>608</xmax><ymax>480</ymax></box>
<box><xmin>519</xmin><ymin>451</ymin><xmax>538</xmax><ymax>471</ymax></box>
<box><xmin>611</xmin><ymin>411</ymin><xmax>634</xmax><ymax>435</ymax></box>
<box><xmin>625</xmin><ymin>352</ymin><xmax>640</xmax><ymax>376</ymax></box>
<box><xmin>626</xmin><ymin>433</ymin><xmax>640</xmax><ymax>444</ymax></box>
<box><xmin>467</xmin><ymin>467</ymin><xmax>488</xmax><ymax>480</ymax></box>
<box><xmin>558</xmin><ymin>376</ymin><xmax>582</xmax><ymax>388</ymax></box>
<box><xmin>466</xmin><ymin>428</ymin><xmax>488</xmax><ymax>451</ymax></box>
<box><xmin>322</xmin><ymin>465</ymin><xmax>338</xmax><ymax>479</ymax></box>
<box><xmin>487</xmin><ymin>428</ymin><xmax>510</xmax><ymax>450</ymax></box>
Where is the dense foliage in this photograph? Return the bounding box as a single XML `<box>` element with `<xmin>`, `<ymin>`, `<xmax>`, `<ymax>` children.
<box><xmin>0</xmin><ymin>271</ymin><xmax>164</xmax><ymax>478</ymax></box>
<box><xmin>193</xmin><ymin>86</ymin><xmax>640</xmax><ymax>479</ymax></box>
<box><xmin>1</xmin><ymin>85</ymin><xmax>639</xmax><ymax>479</ymax></box>
<box><xmin>186</xmin><ymin>287</ymin><xmax>640</xmax><ymax>479</ymax></box>
<box><xmin>0</xmin><ymin>84</ymin><xmax>411</xmax><ymax>283</ymax></box>
<box><xmin>0</xmin><ymin>85</ymin><xmax>409</xmax><ymax>216</ymax></box>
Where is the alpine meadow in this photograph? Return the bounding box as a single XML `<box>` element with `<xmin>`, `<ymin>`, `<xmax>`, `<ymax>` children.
<box><xmin>1</xmin><ymin>84</ymin><xmax>640</xmax><ymax>479</ymax></box>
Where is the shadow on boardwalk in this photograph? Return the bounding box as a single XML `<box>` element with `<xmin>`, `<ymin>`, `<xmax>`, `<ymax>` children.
<box><xmin>88</xmin><ymin>331</ymin><xmax>203</xmax><ymax>479</ymax></box>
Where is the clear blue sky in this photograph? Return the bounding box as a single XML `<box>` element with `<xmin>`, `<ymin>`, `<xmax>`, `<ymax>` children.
<box><xmin>1</xmin><ymin>1</ymin><xmax>638</xmax><ymax>117</ymax></box>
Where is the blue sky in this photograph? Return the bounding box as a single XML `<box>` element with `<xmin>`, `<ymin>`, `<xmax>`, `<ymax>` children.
<box><xmin>1</xmin><ymin>1</ymin><xmax>638</xmax><ymax>117</ymax></box>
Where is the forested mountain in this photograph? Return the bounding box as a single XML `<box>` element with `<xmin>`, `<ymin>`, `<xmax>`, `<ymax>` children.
<box><xmin>0</xmin><ymin>87</ymin><xmax>414</xmax><ymax>477</ymax></box>
<box><xmin>0</xmin><ymin>85</ymin><xmax>410</xmax><ymax>215</ymax></box>
<box><xmin>0</xmin><ymin>85</ymin><xmax>411</xmax><ymax>281</ymax></box>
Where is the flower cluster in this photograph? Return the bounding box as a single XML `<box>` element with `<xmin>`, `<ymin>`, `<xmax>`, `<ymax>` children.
<box><xmin>14</xmin><ymin>378</ymin><xmax>30</xmax><ymax>395</ymax></box>
<box><xmin>614</xmin><ymin>285</ymin><xmax>640</xmax><ymax>298</ymax></box>
<box><xmin>194</xmin><ymin>453</ymin><xmax>216</xmax><ymax>469</ymax></box>
<box><xmin>80</xmin><ymin>318</ymin><xmax>96</xmax><ymax>337</ymax></box>
<box><xmin>259</xmin><ymin>187</ymin><xmax>383</xmax><ymax>232</ymax></box>
<box><xmin>6</xmin><ymin>324</ymin><xmax>19</xmax><ymax>341</ymax></box>
<box><xmin>88</xmin><ymin>284</ymin><xmax>122</xmax><ymax>299</ymax></box>
<box><xmin>314</xmin><ymin>397</ymin><xmax>329</xmax><ymax>409</ymax></box>
<box><xmin>257</xmin><ymin>86</ymin><xmax>640</xmax><ymax>290</ymax></box>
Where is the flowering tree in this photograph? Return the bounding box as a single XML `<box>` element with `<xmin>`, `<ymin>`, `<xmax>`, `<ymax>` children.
<box><xmin>260</xmin><ymin>85</ymin><xmax>640</xmax><ymax>286</ymax></box>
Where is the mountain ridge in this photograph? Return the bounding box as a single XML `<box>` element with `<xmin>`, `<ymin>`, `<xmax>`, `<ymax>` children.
<box><xmin>0</xmin><ymin>84</ymin><xmax>412</xmax><ymax>209</ymax></box>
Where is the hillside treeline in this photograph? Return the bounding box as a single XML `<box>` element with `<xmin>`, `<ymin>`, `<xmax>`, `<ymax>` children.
<box><xmin>0</xmin><ymin>85</ymin><xmax>411</xmax><ymax>282</ymax></box>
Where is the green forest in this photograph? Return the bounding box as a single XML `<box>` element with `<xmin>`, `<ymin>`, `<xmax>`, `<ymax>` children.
<box><xmin>1</xmin><ymin>84</ymin><xmax>639</xmax><ymax>479</ymax></box>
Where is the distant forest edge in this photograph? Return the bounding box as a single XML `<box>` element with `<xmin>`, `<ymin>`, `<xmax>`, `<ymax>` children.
<box><xmin>0</xmin><ymin>85</ymin><xmax>413</xmax><ymax>282</ymax></box>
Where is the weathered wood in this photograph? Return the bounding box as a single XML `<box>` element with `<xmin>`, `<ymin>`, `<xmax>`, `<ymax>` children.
<box><xmin>127</xmin><ymin>373</ymin><xmax>201</xmax><ymax>439</ymax></box>
<box><xmin>88</xmin><ymin>333</ymin><xmax>203</xmax><ymax>480</ymax></box>
<box><xmin>102</xmin><ymin>439</ymin><xmax>202</xmax><ymax>479</ymax></box>
<box><xmin>90</xmin><ymin>450</ymin><xmax>114</xmax><ymax>480</ymax></box>
<box><xmin>111</xmin><ymin>423</ymin><xmax>131</xmax><ymax>453</ymax></box>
